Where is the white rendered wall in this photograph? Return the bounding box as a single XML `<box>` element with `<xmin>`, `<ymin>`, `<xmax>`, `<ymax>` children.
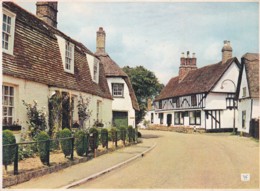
<box><xmin>205</xmin><ymin>93</ymin><xmax>227</xmax><ymax>110</ymax></box>
<box><xmin>238</xmin><ymin>99</ymin><xmax>252</xmax><ymax>133</ymax></box>
<box><xmin>252</xmin><ymin>99</ymin><xmax>259</xmax><ymax>119</ymax></box>
<box><xmin>107</xmin><ymin>77</ymin><xmax>136</xmax><ymax>128</ymax></box>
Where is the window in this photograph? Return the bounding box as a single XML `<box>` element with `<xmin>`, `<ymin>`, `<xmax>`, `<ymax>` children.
<box><xmin>191</xmin><ymin>95</ymin><xmax>197</xmax><ymax>106</ymax></box>
<box><xmin>242</xmin><ymin>111</ymin><xmax>246</xmax><ymax>128</ymax></box>
<box><xmin>189</xmin><ymin>111</ymin><xmax>201</xmax><ymax>125</ymax></box>
<box><xmin>65</xmin><ymin>41</ymin><xmax>73</xmax><ymax>71</ymax></box>
<box><xmin>242</xmin><ymin>87</ymin><xmax>246</xmax><ymax>97</ymax></box>
<box><xmin>2</xmin><ymin>85</ymin><xmax>14</xmax><ymax>126</ymax></box>
<box><xmin>112</xmin><ymin>83</ymin><xmax>124</xmax><ymax>97</ymax></box>
<box><xmin>176</xmin><ymin>98</ymin><xmax>180</xmax><ymax>108</ymax></box>
<box><xmin>97</xmin><ymin>100</ymin><xmax>102</xmax><ymax>121</ymax></box>
<box><xmin>151</xmin><ymin>113</ymin><xmax>154</xmax><ymax>124</ymax></box>
<box><xmin>159</xmin><ymin>113</ymin><xmax>164</xmax><ymax>124</ymax></box>
<box><xmin>93</xmin><ymin>60</ymin><xmax>98</xmax><ymax>82</ymax></box>
<box><xmin>174</xmin><ymin>112</ymin><xmax>184</xmax><ymax>125</ymax></box>
<box><xmin>2</xmin><ymin>9</ymin><xmax>16</xmax><ymax>55</ymax></box>
<box><xmin>159</xmin><ymin>100</ymin><xmax>162</xmax><ymax>109</ymax></box>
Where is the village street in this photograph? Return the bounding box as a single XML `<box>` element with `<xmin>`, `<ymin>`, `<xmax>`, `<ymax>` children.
<box><xmin>74</xmin><ymin>130</ymin><xmax>259</xmax><ymax>189</ymax></box>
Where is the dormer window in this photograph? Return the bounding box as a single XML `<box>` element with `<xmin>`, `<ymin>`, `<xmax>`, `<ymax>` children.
<box><xmin>56</xmin><ymin>35</ymin><xmax>75</xmax><ymax>74</ymax></box>
<box><xmin>112</xmin><ymin>83</ymin><xmax>124</xmax><ymax>97</ymax></box>
<box><xmin>2</xmin><ymin>9</ymin><xmax>16</xmax><ymax>55</ymax></box>
<box><xmin>93</xmin><ymin>59</ymin><xmax>99</xmax><ymax>83</ymax></box>
<box><xmin>65</xmin><ymin>41</ymin><xmax>74</xmax><ymax>73</ymax></box>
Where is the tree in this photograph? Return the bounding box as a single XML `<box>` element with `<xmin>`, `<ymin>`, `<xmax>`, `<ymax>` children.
<box><xmin>122</xmin><ymin>66</ymin><xmax>164</xmax><ymax>124</ymax></box>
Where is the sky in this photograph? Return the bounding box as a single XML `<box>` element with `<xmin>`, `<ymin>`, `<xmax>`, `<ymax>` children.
<box><xmin>16</xmin><ymin>0</ymin><xmax>259</xmax><ymax>85</ymax></box>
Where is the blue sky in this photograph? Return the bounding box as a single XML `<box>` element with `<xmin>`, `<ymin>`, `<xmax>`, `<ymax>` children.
<box><xmin>16</xmin><ymin>1</ymin><xmax>259</xmax><ymax>84</ymax></box>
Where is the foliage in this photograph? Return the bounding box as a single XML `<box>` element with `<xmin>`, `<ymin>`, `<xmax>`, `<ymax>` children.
<box><xmin>127</xmin><ymin>126</ymin><xmax>135</xmax><ymax>142</ymax></box>
<box><xmin>100</xmin><ymin>128</ymin><xmax>109</xmax><ymax>148</ymax></box>
<box><xmin>89</xmin><ymin>127</ymin><xmax>99</xmax><ymax>150</ymax></box>
<box><xmin>48</xmin><ymin>91</ymin><xmax>63</xmax><ymax>138</ymax></box>
<box><xmin>22</xmin><ymin>100</ymin><xmax>47</xmax><ymax>139</ymax></box>
<box><xmin>122</xmin><ymin>66</ymin><xmax>164</xmax><ymax>124</ymax></box>
<box><xmin>77</xmin><ymin>94</ymin><xmax>92</xmax><ymax>129</ymax></box>
<box><xmin>59</xmin><ymin>128</ymin><xmax>73</xmax><ymax>157</ymax></box>
<box><xmin>3</xmin><ymin>130</ymin><xmax>16</xmax><ymax>170</ymax></box>
<box><xmin>137</xmin><ymin>131</ymin><xmax>142</xmax><ymax>138</ymax></box>
<box><xmin>36</xmin><ymin>131</ymin><xmax>50</xmax><ymax>165</ymax></box>
<box><xmin>74</xmin><ymin>130</ymin><xmax>88</xmax><ymax>156</ymax></box>
<box><xmin>119</xmin><ymin>126</ymin><xmax>127</xmax><ymax>142</ymax></box>
<box><xmin>143</xmin><ymin>120</ymin><xmax>150</xmax><ymax>128</ymax></box>
<box><xmin>110</xmin><ymin>127</ymin><xmax>118</xmax><ymax>142</ymax></box>
<box><xmin>62</xmin><ymin>92</ymin><xmax>74</xmax><ymax>130</ymax></box>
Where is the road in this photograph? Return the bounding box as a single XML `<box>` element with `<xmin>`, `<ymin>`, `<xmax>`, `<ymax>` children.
<box><xmin>74</xmin><ymin>130</ymin><xmax>259</xmax><ymax>189</ymax></box>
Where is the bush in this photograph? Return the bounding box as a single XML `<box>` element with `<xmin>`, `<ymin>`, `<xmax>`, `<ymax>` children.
<box><xmin>119</xmin><ymin>126</ymin><xmax>127</xmax><ymax>142</ymax></box>
<box><xmin>59</xmin><ymin>128</ymin><xmax>72</xmax><ymax>157</ymax></box>
<box><xmin>100</xmin><ymin>128</ymin><xmax>108</xmax><ymax>148</ymax></box>
<box><xmin>74</xmin><ymin>130</ymin><xmax>88</xmax><ymax>156</ymax></box>
<box><xmin>36</xmin><ymin>131</ymin><xmax>50</xmax><ymax>165</ymax></box>
<box><xmin>137</xmin><ymin>131</ymin><xmax>142</xmax><ymax>138</ymax></box>
<box><xmin>110</xmin><ymin>127</ymin><xmax>118</xmax><ymax>142</ymax></box>
<box><xmin>3</xmin><ymin>130</ymin><xmax>16</xmax><ymax>170</ymax></box>
<box><xmin>89</xmin><ymin>127</ymin><xmax>99</xmax><ymax>150</ymax></box>
<box><xmin>127</xmin><ymin>126</ymin><xmax>134</xmax><ymax>142</ymax></box>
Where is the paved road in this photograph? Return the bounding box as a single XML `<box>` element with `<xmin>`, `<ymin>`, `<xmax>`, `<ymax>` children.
<box><xmin>75</xmin><ymin>130</ymin><xmax>259</xmax><ymax>189</ymax></box>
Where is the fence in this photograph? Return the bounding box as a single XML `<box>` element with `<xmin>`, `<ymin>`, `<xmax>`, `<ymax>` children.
<box><xmin>249</xmin><ymin>118</ymin><xmax>259</xmax><ymax>139</ymax></box>
<box><xmin>3</xmin><ymin>128</ymin><xmax>137</xmax><ymax>175</ymax></box>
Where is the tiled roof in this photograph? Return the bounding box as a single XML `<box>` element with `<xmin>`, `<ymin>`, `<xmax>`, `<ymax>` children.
<box><xmin>242</xmin><ymin>53</ymin><xmax>259</xmax><ymax>98</ymax></box>
<box><xmin>2</xmin><ymin>2</ymin><xmax>112</xmax><ymax>100</ymax></box>
<box><xmin>155</xmin><ymin>57</ymin><xmax>239</xmax><ymax>101</ymax></box>
<box><xmin>95</xmin><ymin>53</ymin><xmax>139</xmax><ymax>111</ymax></box>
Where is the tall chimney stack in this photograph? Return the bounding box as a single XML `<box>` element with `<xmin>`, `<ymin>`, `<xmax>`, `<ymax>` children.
<box><xmin>222</xmin><ymin>40</ymin><xmax>232</xmax><ymax>64</ymax></box>
<box><xmin>36</xmin><ymin>2</ymin><xmax>58</xmax><ymax>28</ymax></box>
<box><xmin>178</xmin><ymin>50</ymin><xmax>197</xmax><ymax>82</ymax></box>
<box><xmin>96</xmin><ymin>27</ymin><xmax>106</xmax><ymax>54</ymax></box>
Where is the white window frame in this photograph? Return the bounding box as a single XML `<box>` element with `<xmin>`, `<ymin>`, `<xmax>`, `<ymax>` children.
<box><xmin>2</xmin><ymin>85</ymin><xmax>15</xmax><ymax>126</ymax></box>
<box><xmin>93</xmin><ymin>59</ymin><xmax>99</xmax><ymax>83</ymax></box>
<box><xmin>65</xmin><ymin>41</ymin><xmax>74</xmax><ymax>73</ymax></box>
<box><xmin>112</xmin><ymin>83</ymin><xmax>124</xmax><ymax>97</ymax></box>
<box><xmin>242</xmin><ymin>110</ymin><xmax>246</xmax><ymax>129</ymax></box>
<box><xmin>2</xmin><ymin>8</ymin><xmax>16</xmax><ymax>55</ymax></box>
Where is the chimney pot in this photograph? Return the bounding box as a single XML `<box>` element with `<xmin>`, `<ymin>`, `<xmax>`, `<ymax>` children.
<box><xmin>96</xmin><ymin>27</ymin><xmax>106</xmax><ymax>54</ymax></box>
<box><xmin>222</xmin><ymin>40</ymin><xmax>233</xmax><ymax>64</ymax></box>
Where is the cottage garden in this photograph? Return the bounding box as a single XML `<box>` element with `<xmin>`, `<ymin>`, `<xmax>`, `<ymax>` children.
<box><xmin>3</xmin><ymin>94</ymin><xmax>138</xmax><ymax>178</ymax></box>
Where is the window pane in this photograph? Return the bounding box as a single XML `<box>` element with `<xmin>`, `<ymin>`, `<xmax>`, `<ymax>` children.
<box><xmin>8</xmin><ymin>107</ymin><xmax>13</xmax><ymax>116</ymax></box>
<box><xmin>7</xmin><ymin>16</ymin><xmax>11</xmax><ymax>24</ymax></box>
<box><xmin>3</xmin><ymin>117</ymin><xmax>7</xmax><ymax>125</ymax></box>
<box><xmin>3</xmin><ymin>107</ymin><xmax>7</xmax><ymax>115</ymax></box>
<box><xmin>5</xmin><ymin>42</ymin><xmax>8</xmax><ymax>49</ymax></box>
<box><xmin>3</xmin><ymin>23</ymin><xmax>6</xmax><ymax>31</ymax></box>
<box><xmin>3</xmin><ymin>14</ymin><xmax>7</xmax><ymax>22</ymax></box>
<box><xmin>7</xmin><ymin>25</ymin><xmax>10</xmax><ymax>33</ymax></box>
<box><xmin>10</xmin><ymin>87</ymin><xmax>14</xmax><ymax>95</ymax></box>
<box><xmin>9</xmin><ymin>97</ymin><xmax>14</xmax><ymax>106</ymax></box>
<box><xmin>4</xmin><ymin>86</ymin><xmax>8</xmax><ymax>95</ymax></box>
<box><xmin>4</xmin><ymin>96</ymin><xmax>8</xmax><ymax>105</ymax></box>
<box><xmin>8</xmin><ymin>117</ymin><xmax>12</xmax><ymax>125</ymax></box>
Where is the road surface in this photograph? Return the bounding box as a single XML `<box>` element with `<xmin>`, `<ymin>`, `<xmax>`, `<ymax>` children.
<box><xmin>74</xmin><ymin>130</ymin><xmax>259</xmax><ymax>189</ymax></box>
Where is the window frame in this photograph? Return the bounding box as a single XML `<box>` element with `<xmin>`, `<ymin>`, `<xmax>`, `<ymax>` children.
<box><xmin>93</xmin><ymin>59</ymin><xmax>99</xmax><ymax>83</ymax></box>
<box><xmin>191</xmin><ymin>95</ymin><xmax>197</xmax><ymax>106</ymax></box>
<box><xmin>112</xmin><ymin>83</ymin><xmax>124</xmax><ymax>97</ymax></box>
<box><xmin>2</xmin><ymin>8</ymin><xmax>16</xmax><ymax>55</ymax></box>
<box><xmin>65</xmin><ymin>41</ymin><xmax>74</xmax><ymax>73</ymax></box>
<box><xmin>174</xmin><ymin>112</ymin><xmax>184</xmax><ymax>125</ymax></box>
<box><xmin>2</xmin><ymin>85</ymin><xmax>15</xmax><ymax>126</ymax></box>
<box><xmin>189</xmin><ymin>110</ymin><xmax>201</xmax><ymax>125</ymax></box>
<box><xmin>242</xmin><ymin>87</ymin><xmax>246</xmax><ymax>98</ymax></box>
<box><xmin>242</xmin><ymin>110</ymin><xmax>246</xmax><ymax>129</ymax></box>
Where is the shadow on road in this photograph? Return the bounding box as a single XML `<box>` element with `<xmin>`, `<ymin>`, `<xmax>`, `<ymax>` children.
<box><xmin>141</xmin><ymin>134</ymin><xmax>161</xmax><ymax>139</ymax></box>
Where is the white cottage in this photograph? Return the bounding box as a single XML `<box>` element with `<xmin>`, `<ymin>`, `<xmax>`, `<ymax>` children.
<box><xmin>2</xmin><ymin>2</ymin><xmax>113</xmax><ymax>141</ymax></box>
<box><xmin>149</xmin><ymin>41</ymin><xmax>241</xmax><ymax>132</ymax></box>
<box><xmin>238</xmin><ymin>53</ymin><xmax>259</xmax><ymax>135</ymax></box>
<box><xmin>95</xmin><ymin>27</ymin><xmax>139</xmax><ymax>128</ymax></box>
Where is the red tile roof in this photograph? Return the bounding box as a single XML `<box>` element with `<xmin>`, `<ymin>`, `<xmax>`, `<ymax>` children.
<box><xmin>2</xmin><ymin>2</ymin><xmax>112</xmax><ymax>100</ymax></box>
<box><xmin>155</xmin><ymin>57</ymin><xmax>240</xmax><ymax>101</ymax></box>
<box><xmin>242</xmin><ymin>53</ymin><xmax>259</xmax><ymax>98</ymax></box>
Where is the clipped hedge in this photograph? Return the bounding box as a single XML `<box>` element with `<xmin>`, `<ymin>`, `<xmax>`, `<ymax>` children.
<box><xmin>128</xmin><ymin>126</ymin><xmax>134</xmax><ymax>142</ymax></box>
<box><xmin>119</xmin><ymin>126</ymin><xmax>127</xmax><ymax>144</ymax></box>
<box><xmin>100</xmin><ymin>128</ymin><xmax>108</xmax><ymax>148</ymax></box>
<box><xmin>110</xmin><ymin>127</ymin><xmax>118</xmax><ymax>142</ymax></box>
<box><xmin>3</xmin><ymin>130</ymin><xmax>16</xmax><ymax>170</ymax></box>
<box><xmin>36</xmin><ymin>131</ymin><xmax>50</xmax><ymax>165</ymax></box>
<box><xmin>74</xmin><ymin>130</ymin><xmax>88</xmax><ymax>156</ymax></box>
<box><xmin>59</xmin><ymin>128</ymin><xmax>72</xmax><ymax>157</ymax></box>
<box><xmin>89</xmin><ymin>127</ymin><xmax>99</xmax><ymax>150</ymax></box>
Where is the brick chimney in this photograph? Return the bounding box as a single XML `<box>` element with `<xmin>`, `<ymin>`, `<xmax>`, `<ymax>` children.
<box><xmin>222</xmin><ymin>40</ymin><xmax>232</xmax><ymax>64</ymax></box>
<box><xmin>36</xmin><ymin>2</ymin><xmax>58</xmax><ymax>28</ymax></box>
<box><xmin>96</xmin><ymin>27</ymin><xmax>106</xmax><ymax>54</ymax></box>
<box><xmin>178</xmin><ymin>51</ymin><xmax>197</xmax><ymax>82</ymax></box>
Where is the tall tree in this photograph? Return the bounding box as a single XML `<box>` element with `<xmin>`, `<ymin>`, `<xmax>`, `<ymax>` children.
<box><xmin>122</xmin><ymin>66</ymin><xmax>164</xmax><ymax>124</ymax></box>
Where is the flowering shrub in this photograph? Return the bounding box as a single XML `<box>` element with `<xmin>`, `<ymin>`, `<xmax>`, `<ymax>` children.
<box><xmin>77</xmin><ymin>95</ymin><xmax>92</xmax><ymax>129</ymax></box>
<box><xmin>23</xmin><ymin>100</ymin><xmax>47</xmax><ymax>139</ymax></box>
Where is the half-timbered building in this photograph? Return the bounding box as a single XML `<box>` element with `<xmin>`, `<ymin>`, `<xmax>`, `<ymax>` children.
<box><xmin>148</xmin><ymin>41</ymin><xmax>241</xmax><ymax>131</ymax></box>
<box><xmin>237</xmin><ymin>53</ymin><xmax>259</xmax><ymax>135</ymax></box>
<box><xmin>2</xmin><ymin>2</ymin><xmax>113</xmax><ymax>141</ymax></box>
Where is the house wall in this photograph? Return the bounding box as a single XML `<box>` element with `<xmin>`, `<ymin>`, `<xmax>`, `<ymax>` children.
<box><xmin>252</xmin><ymin>99</ymin><xmax>259</xmax><ymax>119</ymax></box>
<box><xmin>3</xmin><ymin>75</ymin><xmax>113</xmax><ymax>142</ymax></box>
<box><xmin>238</xmin><ymin>98</ymin><xmax>252</xmax><ymax>133</ymax></box>
<box><xmin>205</xmin><ymin>93</ymin><xmax>227</xmax><ymax>110</ymax></box>
<box><xmin>3</xmin><ymin>75</ymin><xmax>49</xmax><ymax>142</ymax></box>
<box><xmin>107</xmin><ymin>77</ymin><xmax>136</xmax><ymax>128</ymax></box>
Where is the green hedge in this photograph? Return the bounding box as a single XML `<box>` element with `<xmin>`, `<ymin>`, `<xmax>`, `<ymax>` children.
<box><xmin>100</xmin><ymin>128</ymin><xmax>108</xmax><ymax>148</ymax></box>
<box><xmin>59</xmin><ymin>128</ymin><xmax>72</xmax><ymax>157</ymax></box>
<box><xmin>74</xmin><ymin>130</ymin><xmax>88</xmax><ymax>156</ymax></box>
<box><xmin>119</xmin><ymin>126</ymin><xmax>127</xmax><ymax>143</ymax></box>
<box><xmin>110</xmin><ymin>127</ymin><xmax>118</xmax><ymax>142</ymax></box>
<box><xmin>89</xmin><ymin>127</ymin><xmax>99</xmax><ymax>150</ymax></box>
<box><xmin>36</xmin><ymin>131</ymin><xmax>50</xmax><ymax>165</ymax></box>
<box><xmin>3</xmin><ymin>130</ymin><xmax>16</xmax><ymax>170</ymax></box>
